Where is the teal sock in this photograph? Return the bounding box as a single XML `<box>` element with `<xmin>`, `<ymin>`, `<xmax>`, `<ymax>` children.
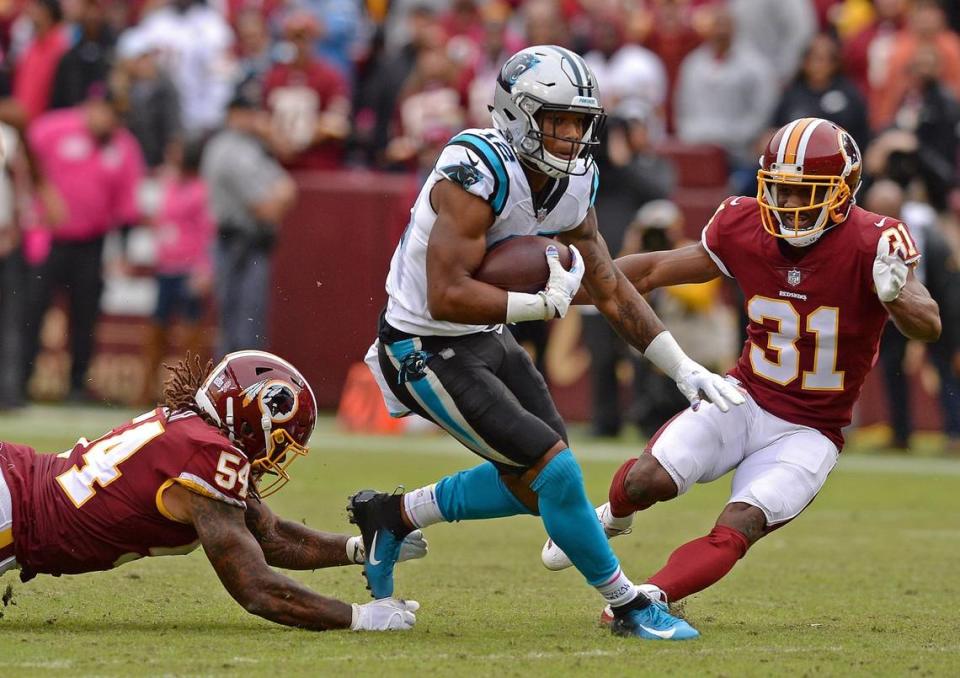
<box><xmin>434</xmin><ymin>462</ymin><xmax>534</xmax><ymax>521</ymax></box>
<box><xmin>531</xmin><ymin>449</ymin><xmax>619</xmax><ymax>586</ymax></box>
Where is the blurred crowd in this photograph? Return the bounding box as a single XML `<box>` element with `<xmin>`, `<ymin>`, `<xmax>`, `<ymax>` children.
<box><xmin>0</xmin><ymin>0</ymin><xmax>958</xmax><ymax>451</ymax></box>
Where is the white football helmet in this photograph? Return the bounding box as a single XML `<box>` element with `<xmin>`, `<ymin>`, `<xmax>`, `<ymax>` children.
<box><xmin>491</xmin><ymin>45</ymin><xmax>606</xmax><ymax>178</ymax></box>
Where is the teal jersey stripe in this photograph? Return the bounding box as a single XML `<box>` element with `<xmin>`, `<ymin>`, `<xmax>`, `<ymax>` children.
<box><xmin>449</xmin><ymin>133</ymin><xmax>509</xmax><ymax>215</ymax></box>
<box><xmin>589</xmin><ymin>167</ymin><xmax>599</xmax><ymax>207</ymax></box>
<box><xmin>385</xmin><ymin>340</ymin><xmax>488</xmax><ymax>454</ymax></box>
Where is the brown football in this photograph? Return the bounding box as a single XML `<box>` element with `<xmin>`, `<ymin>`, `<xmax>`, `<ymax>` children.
<box><xmin>474</xmin><ymin>235</ymin><xmax>573</xmax><ymax>294</ymax></box>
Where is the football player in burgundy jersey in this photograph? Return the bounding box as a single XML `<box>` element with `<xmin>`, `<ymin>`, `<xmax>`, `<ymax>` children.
<box><xmin>543</xmin><ymin>117</ymin><xmax>942</xmax><ymax>617</ymax></box>
<box><xmin>0</xmin><ymin>351</ymin><xmax>426</xmax><ymax>632</ymax></box>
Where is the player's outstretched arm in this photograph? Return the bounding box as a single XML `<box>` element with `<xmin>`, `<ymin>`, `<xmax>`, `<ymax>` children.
<box><xmin>168</xmin><ymin>486</ymin><xmax>416</xmax><ymax>631</ymax></box>
<box><xmin>562</xmin><ymin>208</ymin><xmax>744</xmax><ymax>412</ymax></box>
<box><xmin>572</xmin><ymin>243</ymin><xmax>722</xmax><ymax>304</ymax></box>
<box><xmin>883</xmin><ymin>271</ymin><xmax>941</xmax><ymax>342</ymax></box>
<box><xmin>873</xmin><ymin>238</ymin><xmax>941</xmax><ymax>341</ymax></box>
<box><xmin>243</xmin><ymin>497</ymin><xmax>427</xmax><ymax>570</ymax></box>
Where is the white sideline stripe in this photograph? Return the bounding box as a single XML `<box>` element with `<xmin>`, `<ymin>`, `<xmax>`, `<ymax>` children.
<box><xmin>324</xmin><ymin>434</ymin><xmax>960</xmax><ymax>476</ymax></box>
<box><xmin>4</xmin><ymin>407</ymin><xmax>959</xmax><ymax>477</ymax></box>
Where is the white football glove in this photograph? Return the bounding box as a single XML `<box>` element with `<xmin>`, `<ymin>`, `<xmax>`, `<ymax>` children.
<box><xmin>644</xmin><ymin>331</ymin><xmax>745</xmax><ymax>412</ymax></box>
<box><xmin>674</xmin><ymin>357</ymin><xmax>745</xmax><ymax>412</ymax></box>
<box><xmin>505</xmin><ymin>245</ymin><xmax>585</xmax><ymax>322</ymax></box>
<box><xmin>347</xmin><ymin>530</ymin><xmax>428</xmax><ymax>564</ymax></box>
<box><xmin>350</xmin><ymin>598</ymin><xmax>419</xmax><ymax>631</ymax></box>
<box><xmin>541</xmin><ymin>244</ymin><xmax>585</xmax><ymax>319</ymax></box>
<box><xmin>873</xmin><ymin>237</ymin><xmax>909</xmax><ymax>303</ymax></box>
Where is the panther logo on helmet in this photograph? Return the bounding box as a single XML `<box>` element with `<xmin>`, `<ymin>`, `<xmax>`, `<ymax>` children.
<box><xmin>490</xmin><ymin>45</ymin><xmax>606</xmax><ymax>179</ymax></box>
<box><xmin>499</xmin><ymin>52</ymin><xmax>541</xmax><ymax>89</ymax></box>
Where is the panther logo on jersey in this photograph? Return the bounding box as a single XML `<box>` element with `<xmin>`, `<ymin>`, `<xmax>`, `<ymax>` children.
<box><xmin>440</xmin><ymin>151</ymin><xmax>483</xmax><ymax>189</ymax></box>
<box><xmin>498</xmin><ymin>52</ymin><xmax>541</xmax><ymax>91</ymax></box>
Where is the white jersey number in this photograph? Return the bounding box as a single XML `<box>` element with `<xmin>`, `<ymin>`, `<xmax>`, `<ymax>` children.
<box><xmin>748</xmin><ymin>297</ymin><xmax>844</xmax><ymax>391</ymax></box>
<box><xmin>56</xmin><ymin>416</ymin><xmax>165</xmax><ymax>508</ymax></box>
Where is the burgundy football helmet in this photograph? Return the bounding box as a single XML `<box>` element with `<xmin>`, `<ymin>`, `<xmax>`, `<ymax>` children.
<box><xmin>194</xmin><ymin>350</ymin><xmax>317</xmax><ymax>497</ymax></box>
<box><xmin>757</xmin><ymin>117</ymin><xmax>863</xmax><ymax>247</ymax></box>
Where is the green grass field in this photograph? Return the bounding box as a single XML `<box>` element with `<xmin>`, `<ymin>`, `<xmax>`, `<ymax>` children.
<box><xmin>0</xmin><ymin>405</ymin><xmax>958</xmax><ymax>677</ymax></box>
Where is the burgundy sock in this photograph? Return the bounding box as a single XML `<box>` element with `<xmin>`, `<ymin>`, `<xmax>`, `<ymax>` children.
<box><xmin>608</xmin><ymin>457</ymin><xmax>653</xmax><ymax>517</ymax></box>
<box><xmin>647</xmin><ymin>525</ymin><xmax>750</xmax><ymax>602</ymax></box>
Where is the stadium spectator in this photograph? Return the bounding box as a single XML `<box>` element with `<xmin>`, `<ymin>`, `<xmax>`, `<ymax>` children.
<box><xmin>523</xmin><ymin>0</ymin><xmax>570</xmax><ymax>48</ymax></box>
<box><xmin>864</xmin><ymin>44</ymin><xmax>960</xmax><ymax>211</ymax></box>
<box><xmin>385</xmin><ymin>41</ymin><xmax>465</xmax><ymax>177</ymax></box>
<box><xmin>674</xmin><ymin>2</ymin><xmax>776</xmax><ymax>189</ymax></box>
<box><xmin>113</xmin><ymin>27</ymin><xmax>181</xmax><ymax>170</ymax></box>
<box><xmin>201</xmin><ymin>90</ymin><xmax>296</xmax><ymax>356</ymax></box>
<box><xmin>12</xmin><ymin>0</ymin><xmax>69</xmax><ymax>122</ymax></box>
<box><xmin>21</xmin><ymin>92</ymin><xmax>145</xmax><ymax>401</ymax></box>
<box><xmin>0</xmin><ymin>120</ymin><xmax>25</xmax><ymax>408</ymax></box>
<box><xmin>358</xmin><ymin>2</ymin><xmax>442</xmax><ymax>168</ymax></box>
<box><xmin>773</xmin><ymin>32</ymin><xmax>869</xmax><ymax>149</ymax></box>
<box><xmin>639</xmin><ymin>0</ymin><xmax>702</xmax><ymax>134</ymax></box>
<box><xmin>136</xmin><ymin>0</ymin><xmax>235</xmax><ymax>135</ymax></box>
<box><xmin>841</xmin><ymin>0</ymin><xmax>907</xmax><ymax>96</ymax></box>
<box><xmin>584</xmin><ymin>12</ymin><xmax>667</xmax><ymax>133</ymax></box>
<box><xmin>263</xmin><ymin>10</ymin><xmax>350</xmax><ymax>170</ymax></box>
<box><xmin>300</xmin><ymin>0</ymin><xmax>363</xmax><ymax>81</ymax></box>
<box><xmin>50</xmin><ymin>0</ymin><xmax>115</xmax><ymax>110</ymax></box>
<box><xmin>233</xmin><ymin>7</ymin><xmax>274</xmax><ymax>104</ymax></box>
<box><xmin>871</xmin><ymin>0</ymin><xmax>960</xmax><ymax>131</ymax></box>
<box><xmin>868</xmin><ymin>180</ymin><xmax>960</xmax><ymax>453</ymax></box>
<box><xmin>140</xmin><ymin>137</ymin><xmax>214</xmax><ymax>405</ymax></box>
<box><xmin>729</xmin><ymin>0</ymin><xmax>816</xmax><ymax>85</ymax></box>
<box><xmin>462</xmin><ymin>1</ymin><xmax>523</xmax><ymax>129</ymax></box>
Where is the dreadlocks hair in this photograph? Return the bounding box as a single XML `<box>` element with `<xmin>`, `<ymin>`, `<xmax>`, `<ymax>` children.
<box><xmin>161</xmin><ymin>353</ymin><xmax>215</xmax><ymax>424</ymax></box>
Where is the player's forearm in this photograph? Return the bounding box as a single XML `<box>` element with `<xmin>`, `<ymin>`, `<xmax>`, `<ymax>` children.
<box><xmin>238</xmin><ymin>571</ymin><xmax>354</xmax><ymax>631</ymax></box>
<box><xmin>428</xmin><ymin>277</ymin><xmax>509</xmax><ymax>324</ymax></box>
<box><xmin>260</xmin><ymin>520</ymin><xmax>355</xmax><ymax>570</ymax></box>
<box><xmin>593</xmin><ymin>273</ymin><xmax>667</xmax><ymax>350</ymax></box>
<box><xmin>884</xmin><ymin>290</ymin><xmax>941</xmax><ymax>342</ymax></box>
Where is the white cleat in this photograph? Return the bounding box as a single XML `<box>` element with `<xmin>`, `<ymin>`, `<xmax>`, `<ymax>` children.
<box><xmin>541</xmin><ymin>502</ymin><xmax>634</xmax><ymax>571</ymax></box>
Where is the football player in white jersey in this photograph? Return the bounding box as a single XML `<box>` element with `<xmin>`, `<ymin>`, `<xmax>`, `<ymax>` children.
<box><xmin>348</xmin><ymin>45</ymin><xmax>744</xmax><ymax>640</ymax></box>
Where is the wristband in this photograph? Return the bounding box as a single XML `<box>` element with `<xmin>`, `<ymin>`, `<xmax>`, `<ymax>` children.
<box><xmin>350</xmin><ymin>603</ymin><xmax>361</xmax><ymax>630</ymax></box>
<box><xmin>642</xmin><ymin>331</ymin><xmax>689</xmax><ymax>381</ymax></box>
<box><xmin>506</xmin><ymin>291</ymin><xmax>550</xmax><ymax>323</ymax></box>
<box><xmin>346</xmin><ymin>536</ymin><xmax>364</xmax><ymax>564</ymax></box>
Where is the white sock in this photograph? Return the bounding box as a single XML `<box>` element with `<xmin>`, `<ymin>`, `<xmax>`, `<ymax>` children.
<box><xmin>596</xmin><ymin>567</ymin><xmax>639</xmax><ymax>607</ymax></box>
<box><xmin>403</xmin><ymin>484</ymin><xmax>445</xmax><ymax>529</ymax></box>
<box><xmin>600</xmin><ymin>502</ymin><xmax>634</xmax><ymax>532</ymax></box>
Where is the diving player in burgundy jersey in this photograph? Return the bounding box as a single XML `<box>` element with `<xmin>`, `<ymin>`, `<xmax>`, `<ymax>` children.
<box><xmin>0</xmin><ymin>351</ymin><xmax>426</xmax><ymax>632</ymax></box>
<box><xmin>541</xmin><ymin>118</ymin><xmax>942</xmax><ymax>617</ymax></box>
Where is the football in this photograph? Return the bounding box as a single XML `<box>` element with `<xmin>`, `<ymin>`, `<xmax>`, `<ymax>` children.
<box><xmin>474</xmin><ymin>235</ymin><xmax>573</xmax><ymax>294</ymax></box>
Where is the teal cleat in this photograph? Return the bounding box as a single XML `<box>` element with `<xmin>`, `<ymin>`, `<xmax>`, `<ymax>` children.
<box><xmin>610</xmin><ymin>599</ymin><xmax>700</xmax><ymax>641</ymax></box>
<box><xmin>347</xmin><ymin>490</ymin><xmax>405</xmax><ymax>599</ymax></box>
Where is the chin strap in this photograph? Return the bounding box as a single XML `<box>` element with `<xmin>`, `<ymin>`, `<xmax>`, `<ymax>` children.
<box><xmin>225</xmin><ymin>397</ymin><xmax>235</xmax><ymax>442</ymax></box>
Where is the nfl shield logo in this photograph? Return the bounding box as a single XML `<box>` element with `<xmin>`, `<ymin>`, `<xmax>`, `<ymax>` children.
<box><xmin>787</xmin><ymin>269</ymin><xmax>802</xmax><ymax>287</ymax></box>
